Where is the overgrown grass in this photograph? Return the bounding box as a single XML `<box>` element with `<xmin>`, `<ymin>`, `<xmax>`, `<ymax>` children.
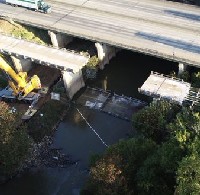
<box><xmin>27</xmin><ymin>100</ymin><xmax>67</xmax><ymax>142</ymax></box>
<box><xmin>2</xmin><ymin>19</ymin><xmax>50</xmax><ymax>45</ymax></box>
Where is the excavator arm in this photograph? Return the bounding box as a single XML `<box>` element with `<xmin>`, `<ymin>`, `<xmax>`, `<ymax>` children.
<box><xmin>0</xmin><ymin>55</ymin><xmax>41</xmax><ymax>100</ymax></box>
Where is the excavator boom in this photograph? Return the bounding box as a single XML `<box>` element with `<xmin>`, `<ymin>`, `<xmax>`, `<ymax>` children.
<box><xmin>0</xmin><ymin>55</ymin><xmax>41</xmax><ymax>100</ymax></box>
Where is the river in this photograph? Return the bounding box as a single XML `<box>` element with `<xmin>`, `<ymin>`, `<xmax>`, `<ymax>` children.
<box><xmin>0</xmin><ymin>50</ymin><xmax>177</xmax><ymax>195</ymax></box>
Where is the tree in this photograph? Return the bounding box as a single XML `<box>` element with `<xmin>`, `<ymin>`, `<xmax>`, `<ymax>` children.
<box><xmin>132</xmin><ymin>100</ymin><xmax>180</xmax><ymax>143</ymax></box>
<box><xmin>175</xmin><ymin>154</ymin><xmax>200</xmax><ymax>195</ymax></box>
<box><xmin>136</xmin><ymin>139</ymin><xmax>184</xmax><ymax>195</ymax></box>
<box><xmin>191</xmin><ymin>71</ymin><xmax>200</xmax><ymax>88</ymax></box>
<box><xmin>85</xmin><ymin>154</ymin><xmax>130</xmax><ymax>195</ymax></box>
<box><xmin>0</xmin><ymin>101</ymin><xmax>31</xmax><ymax>176</ymax></box>
<box><xmin>167</xmin><ymin>108</ymin><xmax>200</xmax><ymax>148</ymax></box>
<box><xmin>83</xmin><ymin>138</ymin><xmax>157</xmax><ymax>194</ymax></box>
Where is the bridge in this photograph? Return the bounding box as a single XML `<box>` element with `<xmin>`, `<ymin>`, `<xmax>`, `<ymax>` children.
<box><xmin>0</xmin><ymin>0</ymin><xmax>200</xmax><ymax>69</ymax></box>
<box><xmin>0</xmin><ymin>33</ymin><xmax>89</xmax><ymax>98</ymax></box>
<box><xmin>0</xmin><ymin>34</ymin><xmax>89</xmax><ymax>71</ymax></box>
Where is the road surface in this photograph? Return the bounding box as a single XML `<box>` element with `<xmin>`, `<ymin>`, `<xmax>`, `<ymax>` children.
<box><xmin>0</xmin><ymin>0</ymin><xmax>200</xmax><ymax>66</ymax></box>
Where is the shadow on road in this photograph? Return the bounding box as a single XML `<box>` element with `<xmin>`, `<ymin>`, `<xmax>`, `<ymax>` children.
<box><xmin>136</xmin><ymin>31</ymin><xmax>200</xmax><ymax>54</ymax></box>
<box><xmin>164</xmin><ymin>10</ymin><xmax>200</xmax><ymax>21</ymax></box>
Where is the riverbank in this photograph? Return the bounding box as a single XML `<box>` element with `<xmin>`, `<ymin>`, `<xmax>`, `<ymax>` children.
<box><xmin>0</xmin><ymin>97</ymin><xmax>75</xmax><ymax>185</ymax></box>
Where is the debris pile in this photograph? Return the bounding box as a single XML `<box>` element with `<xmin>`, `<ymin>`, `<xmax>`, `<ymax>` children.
<box><xmin>19</xmin><ymin>136</ymin><xmax>75</xmax><ymax>171</ymax></box>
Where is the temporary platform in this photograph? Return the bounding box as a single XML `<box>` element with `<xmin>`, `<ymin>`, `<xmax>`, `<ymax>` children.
<box><xmin>139</xmin><ymin>71</ymin><xmax>200</xmax><ymax>107</ymax></box>
<box><xmin>76</xmin><ymin>87</ymin><xmax>147</xmax><ymax>121</ymax></box>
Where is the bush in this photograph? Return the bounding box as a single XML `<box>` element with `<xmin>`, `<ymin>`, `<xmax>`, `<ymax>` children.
<box><xmin>132</xmin><ymin>100</ymin><xmax>180</xmax><ymax>143</ymax></box>
<box><xmin>0</xmin><ymin>101</ymin><xmax>31</xmax><ymax>176</ymax></box>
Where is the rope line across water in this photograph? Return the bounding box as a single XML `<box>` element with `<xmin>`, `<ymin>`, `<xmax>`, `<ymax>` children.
<box><xmin>75</xmin><ymin>107</ymin><xmax>108</xmax><ymax>147</ymax></box>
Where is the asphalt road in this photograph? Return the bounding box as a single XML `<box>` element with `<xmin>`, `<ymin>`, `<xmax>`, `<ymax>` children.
<box><xmin>0</xmin><ymin>0</ymin><xmax>200</xmax><ymax>66</ymax></box>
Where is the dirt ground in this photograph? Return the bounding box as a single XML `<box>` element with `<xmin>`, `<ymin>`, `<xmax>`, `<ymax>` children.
<box><xmin>0</xmin><ymin>18</ymin><xmax>62</xmax><ymax>117</ymax></box>
<box><xmin>0</xmin><ymin>19</ymin><xmax>15</xmax><ymax>34</ymax></box>
<box><xmin>29</xmin><ymin>64</ymin><xmax>61</xmax><ymax>88</ymax></box>
<box><xmin>7</xmin><ymin>64</ymin><xmax>61</xmax><ymax>117</ymax></box>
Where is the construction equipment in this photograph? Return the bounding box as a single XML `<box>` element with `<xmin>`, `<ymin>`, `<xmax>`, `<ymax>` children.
<box><xmin>5</xmin><ymin>0</ymin><xmax>51</xmax><ymax>13</ymax></box>
<box><xmin>0</xmin><ymin>55</ymin><xmax>41</xmax><ymax>101</ymax></box>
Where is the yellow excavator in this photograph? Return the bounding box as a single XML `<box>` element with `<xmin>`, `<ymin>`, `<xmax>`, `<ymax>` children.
<box><xmin>0</xmin><ymin>55</ymin><xmax>41</xmax><ymax>101</ymax></box>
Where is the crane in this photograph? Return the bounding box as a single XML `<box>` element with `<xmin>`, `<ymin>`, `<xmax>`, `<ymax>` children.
<box><xmin>0</xmin><ymin>55</ymin><xmax>41</xmax><ymax>100</ymax></box>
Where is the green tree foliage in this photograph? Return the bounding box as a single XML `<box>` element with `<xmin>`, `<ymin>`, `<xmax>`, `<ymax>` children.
<box><xmin>176</xmin><ymin>154</ymin><xmax>200</xmax><ymax>195</ymax></box>
<box><xmin>10</xmin><ymin>22</ymin><xmax>49</xmax><ymax>45</ymax></box>
<box><xmin>82</xmin><ymin>56</ymin><xmax>99</xmax><ymax>79</ymax></box>
<box><xmin>132</xmin><ymin>100</ymin><xmax>180</xmax><ymax>143</ymax></box>
<box><xmin>136</xmin><ymin>139</ymin><xmax>184</xmax><ymax>195</ymax></box>
<box><xmin>84</xmin><ymin>101</ymin><xmax>200</xmax><ymax>195</ymax></box>
<box><xmin>86</xmin><ymin>56</ymin><xmax>99</xmax><ymax>67</ymax></box>
<box><xmin>167</xmin><ymin>108</ymin><xmax>200</xmax><ymax>148</ymax></box>
<box><xmin>167</xmin><ymin>108</ymin><xmax>200</xmax><ymax>194</ymax></box>
<box><xmin>0</xmin><ymin>101</ymin><xmax>31</xmax><ymax>175</ymax></box>
<box><xmin>191</xmin><ymin>71</ymin><xmax>200</xmax><ymax>88</ymax></box>
<box><xmin>178</xmin><ymin>71</ymin><xmax>190</xmax><ymax>82</ymax></box>
<box><xmin>83</xmin><ymin>138</ymin><xmax>157</xmax><ymax>194</ymax></box>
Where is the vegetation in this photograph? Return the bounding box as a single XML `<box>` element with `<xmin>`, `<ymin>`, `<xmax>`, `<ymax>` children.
<box><xmin>191</xmin><ymin>71</ymin><xmax>200</xmax><ymax>88</ymax></box>
<box><xmin>83</xmin><ymin>95</ymin><xmax>200</xmax><ymax>195</ymax></box>
<box><xmin>27</xmin><ymin>100</ymin><xmax>67</xmax><ymax>142</ymax></box>
<box><xmin>0</xmin><ymin>101</ymin><xmax>31</xmax><ymax>177</ymax></box>
<box><xmin>0</xmin><ymin>19</ymin><xmax>50</xmax><ymax>45</ymax></box>
<box><xmin>86</xmin><ymin>56</ymin><xmax>99</xmax><ymax>68</ymax></box>
<box><xmin>82</xmin><ymin>138</ymin><xmax>157</xmax><ymax>195</ymax></box>
<box><xmin>82</xmin><ymin>55</ymin><xmax>99</xmax><ymax>79</ymax></box>
<box><xmin>11</xmin><ymin>24</ymin><xmax>48</xmax><ymax>45</ymax></box>
<box><xmin>132</xmin><ymin>100</ymin><xmax>180</xmax><ymax>143</ymax></box>
<box><xmin>176</xmin><ymin>69</ymin><xmax>200</xmax><ymax>88</ymax></box>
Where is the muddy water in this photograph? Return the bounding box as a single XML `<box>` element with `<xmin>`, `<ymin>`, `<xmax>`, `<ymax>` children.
<box><xmin>0</xmin><ymin>50</ymin><xmax>177</xmax><ymax>195</ymax></box>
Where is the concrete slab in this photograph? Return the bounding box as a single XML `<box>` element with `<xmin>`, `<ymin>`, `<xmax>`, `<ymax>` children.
<box><xmin>76</xmin><ymin>87</ymin><xmax>147</xmax><ymax>121</ymax></box>
<box><xmin>0</xmin><ymin>34</ymin><xmax>89</xmax><ymax>72</ymax></box>
<box><xmin>139</xmin><ymin>72</ymin><xmax>191</xmax><ymax>105</ymax></box>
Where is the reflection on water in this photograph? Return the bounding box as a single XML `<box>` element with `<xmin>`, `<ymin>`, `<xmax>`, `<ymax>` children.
<box><xmin>0</xmin><ymin>50</ymin><xmax>178</xmax><ymax>195</ymax></box>
<box><xmin>102</xmin><ymin>76</ymin><xmax>108</xmax><ymax>91</ymax></box>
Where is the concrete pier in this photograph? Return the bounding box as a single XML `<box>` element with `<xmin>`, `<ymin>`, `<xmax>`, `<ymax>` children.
<box><xmin>62</xmin><ymin>69</ymin><xmax>85</xmax><ymax>99</ymax></box>
<box><xmin>48</xmin><ymin>31</ymin><xmax>73</xmax><ymax>48</ymax></box>
<box><xmin>178</xmin><ymin>63</ymin><xmax>188</xmax><ymax>76</ymax></box>
<box><xmin>11</xmin><ymin>55</ymin><xmax>32</xmax><ymax>72</ymax></box>
<box><xmin>95</xmin><ymin>43</ymin><xmax>118</xmax><ymax>69</ymax></box>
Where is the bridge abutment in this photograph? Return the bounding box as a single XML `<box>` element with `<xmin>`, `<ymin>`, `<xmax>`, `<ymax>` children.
<box><xmin>11</xmin><ymin>56</ymin><xmax>32</xmax><ymax>72</ymax></box>
<box><xmin>95</xmin><ymin>43</ymin><xmax>118</xmax><ymax>69</ymax></box>
<box><xmin>62</xmin><ymin>68</ymin><xmax>85</xmax><ymax>99</ymax></box>
<box><xmin>48</xmin><ymin>31</ymin><xmax>73</xmax><ymax>48</ymax></box>
<box><xmin>178</xmin><ymin>63</ymin><xmax>188</xmax><ymax>76</ymax></box>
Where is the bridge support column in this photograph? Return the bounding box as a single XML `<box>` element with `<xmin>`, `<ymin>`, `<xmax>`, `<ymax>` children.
<box><xmin>95</xmin><ymin>43</ymin><xmax>119</xmax><ymax>70</ymax></box>
<box><xmin>62</xmin><ymin>68</ymin><xmax>85</xmax><ymax>99</ymax></box>
<box><xmin>48</xmin><ymin>31</ymin><xmax>73</xmax><ymax>48</ymax></box>
<box><xmin>178</xmin><ymin>63</ymin><xmax>187</xmax><ymax>76</ymax></box>
<box><xmin>11</xmin><ymin>56</ymin><xmax>32</xmax><ymax>72</ymax></box>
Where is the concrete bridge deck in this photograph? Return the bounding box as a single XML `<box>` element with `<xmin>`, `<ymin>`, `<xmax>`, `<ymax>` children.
<box><xmin>0</xmin><ymin>0</ymin><xmax>200</xmax><ymax>66</ymax></box>
<box><xmin>0</xmin><ymin>34</ymin><xmax>89</xmax><ymax>71</ymax></box>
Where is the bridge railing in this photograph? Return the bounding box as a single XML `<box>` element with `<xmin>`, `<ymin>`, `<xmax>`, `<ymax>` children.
<box><xmin>0</xmin><ymin>32</ymin><xmax>89</xmax><ymax>58</ymax></box>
